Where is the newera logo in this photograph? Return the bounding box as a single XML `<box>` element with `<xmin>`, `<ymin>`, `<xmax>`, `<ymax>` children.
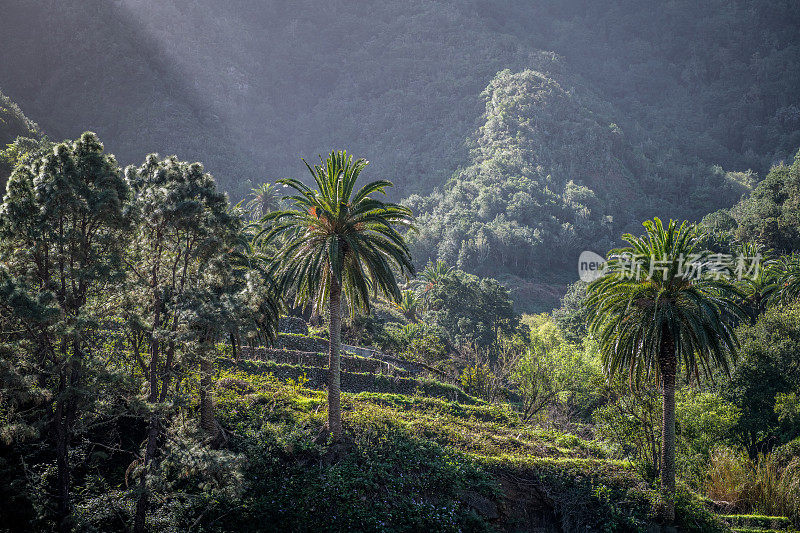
<box><xmin>578</xmin><ymin>251</ymin><xmax>607</xmax><ymax>282</ymax></box>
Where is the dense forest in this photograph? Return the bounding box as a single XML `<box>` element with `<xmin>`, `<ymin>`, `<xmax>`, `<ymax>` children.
<box><xmin>2</xmin><ymin>1</ymin><xmax>800</xmax><ymax>308</ymax></box>
<box><xmin>2</xmin><ymin>2</ymin><xmax>800</xmax><ymax>532</ymax></box>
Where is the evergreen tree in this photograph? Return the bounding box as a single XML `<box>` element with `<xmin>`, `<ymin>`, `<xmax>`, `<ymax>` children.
<box><xmin>123</xmin><ymin>155</ymin><xmax>240</xmax><ymax>533</ymax></box>
<box><xmin>0</xmin><ymin>132</ymin><xmax>130</xmax><ymax>531</ymax></box>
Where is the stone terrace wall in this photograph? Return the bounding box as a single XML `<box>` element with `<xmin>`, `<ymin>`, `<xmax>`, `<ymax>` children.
<box><xmin>240</xmin><ymin>346</ymin><xmax>402</xmax><ymax>375</ymax></box>
<box><xmin>276</xmin><ymin>333</ymin><xmax>329</xmax><ymax>353</ymax></box>
<box><xmin>278</xmin><ymin>316</ymin><xmax>309</xmax><ymax>335</ymax></box>
<box><xmin>224</xmin><ymin>358</ymin><xmax>479</xmax><ymax>404</ymax></box>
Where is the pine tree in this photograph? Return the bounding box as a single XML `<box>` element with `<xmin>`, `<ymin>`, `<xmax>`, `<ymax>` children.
<box><xmin>0</xmin><ymin>132</ymin><xmax>131</xmax><ymax>531</ymax></box>
<box><xmin>122</xmin><ymin>155</ymin><xmax>266</xmax><ymax>533</ymax></box>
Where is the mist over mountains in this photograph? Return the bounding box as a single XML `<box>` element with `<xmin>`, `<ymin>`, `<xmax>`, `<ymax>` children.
<box><xmin>2</xmin><ymin>0</ymin><xmax>799</xmax><ymax>306</ymax></box>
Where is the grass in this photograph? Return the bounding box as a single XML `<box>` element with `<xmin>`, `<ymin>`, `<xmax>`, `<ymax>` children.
<box><xmin>721</xmin><ymin>514</ymin><xmax>797</xmax><ymax>533</ymax></box>
<box><xmin>707</xmin><ymin>447</ymin><xmax>800</xmax><ymax>519</ymax></box>
<box><xmin>219</xmin><ymin>356</ymin><xmax>480</xmax><ymax>403</ymax></box>
<box><xmin>728</xmin><ymin>527</ymin><xmax>796</xmax><ymax>532</ymax></box>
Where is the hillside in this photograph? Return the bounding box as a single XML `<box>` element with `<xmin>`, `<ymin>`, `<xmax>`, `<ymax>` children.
<box><xmin>3</xmin><ymin>124</ymin><xmax>800</xmax><ymax>531</ymax></box>
<box><xmin>0</xmin><ymin>89</ymin><xmax>41</xmax><ymax>192</ymax></box>
<box><xmin>1</xmin><ymin>1</ymin><xmax>799</xmax><ymax>293</ymax></box>
<box><xmin>406</xmin><ymin>69</ymin><xmax>748</xmax><ymax>285</ymax></box>
<box><xmin>1</xmin><ymin>1</ymin><xmax>798</xmax><ymax>199</ymax></box>
<box><xmin>31</xmin><ymin>329</ymin><xmax>725</xmax><ymax>532</ymax></box>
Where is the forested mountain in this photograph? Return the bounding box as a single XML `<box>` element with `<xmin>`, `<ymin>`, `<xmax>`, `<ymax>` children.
<box><xmin>2</xmin><ymin>0</ymin><xmax>799</xmax><ymax>303</ymax></box>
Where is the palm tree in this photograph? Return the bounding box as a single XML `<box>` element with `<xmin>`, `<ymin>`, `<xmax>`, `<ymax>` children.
<box><xmin>414</xmin><ymin>260</ymin><xmax>453</xmax><ymax>309</ymax></box>
<box><xmin>773</xmin><ymin>253</ymin><xmax>800</xmax><ymax>304</ymax></box>
<box><xmin>734</xmin><ymin>243</ymin><xmax>778</xmax><ymax>317</ymax></box>
<box><xmin>586</xmin><ymin>218</ymin><xmax>745</xmax><ymax>522</ymax></box>
<box><xmin>259</xmin><ymin>151</ymin><xmax>414</xmax><ymax>439</ymax></box>
<box><xmin>245</xmin><ymin>182</ymin><xmax>283</xmax><ymax>220</ymax></box>
<box><xmin>393</xmin><ymin>289</ymin><xmax>420</xmax><ymax>321</ymax></box>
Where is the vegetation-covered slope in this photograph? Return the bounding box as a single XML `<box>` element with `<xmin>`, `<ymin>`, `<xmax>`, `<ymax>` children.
<box><xmin>1</xmin><ymin>0</ymin><xmax>798</xmax><ymax>200</ymax></box>
<box><xmin>2</xmin><ymin>1</ymin><xmax>799</xmax><ymax>291</ymax></box>
<box><xmin>0</xmin><ymin>89</ymin><xmax>41</xmax><ymax>192</ymax></box>
<box><xmin>406</xmin><ymin>69</ymin><xmax>753</xmax><ymax>287</ymax></box>
<box><xmin>2</xmin><ymin>129</ymin><xmax>799</xmax><ymax>531</ymax></box>
<box><xmin>48</xmin><ymin>362</ymin><xmax>725</xmax><ymax>532</ymax></box>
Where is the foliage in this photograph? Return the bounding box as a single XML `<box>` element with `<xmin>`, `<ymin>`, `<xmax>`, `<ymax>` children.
<box><xmin>676</xmin><ymin>390</ymin><xmax>741</xmax><ymax>488</ymax></box>
<box><xmin>513</xmin><ymin>314</ymin><xmax>605</xmax><ymax>424</ymax></box>
<box><xmin>727</xmin><ymin>303</ymin><xmax>800</xmax><ymax>457</ymax></box>
<box><xmin>705</xmin><ymin>446</ymin><xmax>800</xmax><ymax>519</ymax></box>
<box><xmin>260</xmin><ymin>150</ymin><xmax>414</xmax><ymax>316</ymax></box>
<box><xmin>5</xmin><ymin>1</ymin><xmax>800</xmax><ymax>296</ymax></box>
<box><xmin>0</xmin><ymin>88</ymin><xmax>42</xmax><ymax>192</ymax></box>
<box><xmin>408</xmin><ymin>69</ymin><xmax>618</xmax><ymax>281</ymax></box>
<box><xmin>259</xmin><ymin>150</ymin><xmax>414</xmax><ymax>440</ymax></box>
<box><xmin>0</xmin><ymin>131</ymin><xmax>132</xmax><ymax>528</ymax></box>
<box><xmin>705</xmin><ymin>446</ymin><xmax>750</xmax><ymax>510</ymax></box>
<box><xmin>392</xmin><ymin>289</ymin><xmax>420</xmax><ymax>321</ymax></box>
<box><xmin>732</xmin><ymin>150</ymin><xmax>800</xmax><ymax>253</ymax></box>
<box><xmin>775</xmin><ymin>393</ymin><xmax>800</xmax><ymax>437</ymax></box>
<box><xmin>392</xmin><ymin>323</ymin><xmax>450</xmax><ymax>367</ymax></box>
<box><xmin>595</xmin><ymin>385</ymin><xmax>741</xmax><ymax>491</ymax></box>
<box><xmin>587</xmin><ymin>218</ymin><xmax>744</xmax><ymax>385</ymax></box>
<box><xmin>243</xmin><ymin>181</ymin><xmax>283</xmax><ymax>220</ymax></box>
<box><xmin>414</xmin><ymin>260</ymin><xmax>454</xmax><ymax>299</ymax></box>
<box><xmin>593</xmin><ymin>381</ymin><xmax>663</xmax><ymax>480</ymax></box>
<box><xmin>122</xmin><ymin>153</ymin><xmax>251</xmax><ymax>531</ymax></box>
<box><xmin>552</xmin><ymin>281</ymin><xmax>589</xmax><ymax>344</ymax></box>
<box><xmin>423</xmin><ymin>268</ymin><xmax>517</xmax><ymax>357</ymax></box>
<box><xmin>460</xmin><ymin>364</ymin><xmax>497</xmax><ymax>402</ymax></box>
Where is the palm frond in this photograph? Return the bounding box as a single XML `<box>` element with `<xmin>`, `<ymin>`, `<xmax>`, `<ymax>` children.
<box><xmin>586</xmin><ymin>217</ymin><xmax>745</xmax><ymax>387</ymax></box>
<box><xmin>258</xmin><ymin>151</ymin><xmax>415</xmax><ymax>316</ymax></box>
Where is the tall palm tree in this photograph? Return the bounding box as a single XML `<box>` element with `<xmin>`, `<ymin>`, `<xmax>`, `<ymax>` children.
<box><xmin>259</xmin><ymin>151</ymin><xmax>414</xmax><ymax>439</ymax></box>
<box><xmin>586</xmin><ymin>218</ymin><xmax>745</xmax><ymax>522</ymax></box>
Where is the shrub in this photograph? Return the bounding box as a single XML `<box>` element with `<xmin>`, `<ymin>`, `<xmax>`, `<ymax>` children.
<box><xmin>745</xmin><ymin>451</ymin><xmax>800</xmax><ymax>519</ymax></box>
<box><xmin>460</xmin><ymin>364</ymin><xmax>497</xmax><ymax>401</ymax></box>
<box><xmin>677</xmin><ymin>390</ymin><xmax>741</xmax><ymax>488</ymax></box>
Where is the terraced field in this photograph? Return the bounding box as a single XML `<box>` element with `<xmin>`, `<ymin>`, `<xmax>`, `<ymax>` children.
<box><xmin>206</xmin><ymin>333</ymin><xmax>739</xmax><ymax>532</ymax></box>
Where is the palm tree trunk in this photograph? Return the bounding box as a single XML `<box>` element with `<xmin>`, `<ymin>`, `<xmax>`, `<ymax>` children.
<box><xmin>327</xmin><ymin>278</ymin><xmax>343</xmax><ymax>440</ymax></box>
<box><xmin>659</xmin><ymin>332</ymin><xmax>677</xmax><ymax>523</ymax></box>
